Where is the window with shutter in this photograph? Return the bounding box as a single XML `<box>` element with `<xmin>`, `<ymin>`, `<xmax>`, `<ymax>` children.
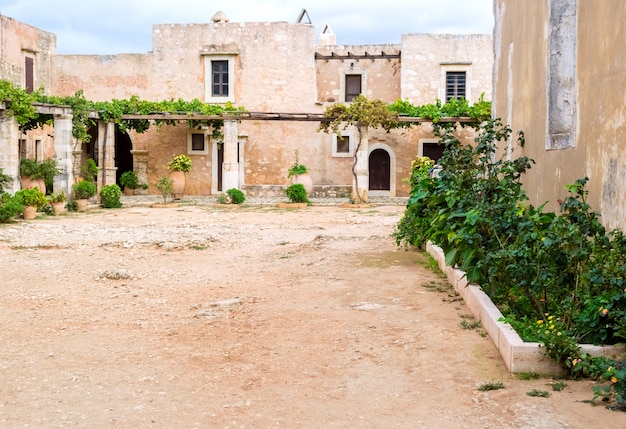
<box><xmin>212</xmin><ymin>60</ymin><xmax>229</xmax><ymax>97</ymax></box>
<box><xmin>445</xmin><ymin>71</ymin><xmax>466</xmax><ymax>102</ymax></box>
<box><xmin>345</xmin><ymin>74</ymin><xmax>362</xmax><ymax>102</ymax></box>
<box><xmin>25</xmin><ymin>57</ymin><xmax>34</xmax><ymax>93</ymax></box>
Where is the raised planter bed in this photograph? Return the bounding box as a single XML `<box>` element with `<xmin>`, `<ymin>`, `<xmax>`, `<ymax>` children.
<box><xmin>426</xmin><ymin>241</ymin><xmax>625</xmax><ymax>375</ymax></box>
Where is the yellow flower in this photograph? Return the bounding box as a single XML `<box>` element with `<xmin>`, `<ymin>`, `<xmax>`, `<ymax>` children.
<box><xmin>612</xmin><ymin>376</ymin><xmax>618</xmax><ymax>384</ymax></box>
<box><xmin>548</xmin><ymin>315</ymin><xmax>554</xmax><ymax>321</ymax></box>
<box><xmin>537</xmin><ymin>320</ymin><xmax>544</xmax><ymax>325</ymax></box>
<box><xmin>550</xmin><ymin>325</ymin><xmax>555</xmax><ymax>330</ymax></box>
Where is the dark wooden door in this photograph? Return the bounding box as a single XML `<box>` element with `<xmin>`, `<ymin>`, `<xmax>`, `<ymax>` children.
<box><xmin>369</xmin><ymin>149</ymin><xmax>390</xmax><ymax>191</ymax></box>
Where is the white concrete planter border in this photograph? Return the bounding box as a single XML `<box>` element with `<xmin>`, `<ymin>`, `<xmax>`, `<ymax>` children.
<box><xmin>425</xmin><ymin>241</ymin><xmax>625</xmax><ymax>375</ymax></box>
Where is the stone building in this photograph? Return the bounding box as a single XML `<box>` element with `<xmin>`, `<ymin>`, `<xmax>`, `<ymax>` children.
<box><xmin>1</xmin><ymin>11</ymin><xmax>492</xmax><ymax>198</ymax></box>
<box><xmin>493</xmin><ymin>0</ymin><xmax>626</xmax><ymax>229</ymax></box>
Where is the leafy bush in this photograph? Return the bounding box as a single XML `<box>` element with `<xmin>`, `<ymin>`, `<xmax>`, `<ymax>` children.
<box><xmin>167</xmin><ymin>154</ymin><xmax>192</xmax><ymax>172</ymax></box>
<box><xmin>395</xmin><ymin>117</ymin><xmax>626</xmax><ymax>408</ymax></box>
<box><xmin>80</xmin><ymin>158</ymin><xmax>98</xmax><ymax>182</ymax></box>
<box><xmin>285</xmin><ymin>183</ymin><xmax>310</xmax><ymax>204</ymax></box>
<box><xmin>19</xmin><ymin>158</ymin><xmax>42</xmax><ymax>179</ymax></box>
<box><xmin>0</xmin><ymin>192</ymin><xmax>23</xmax><ymax>222</ymax></box>
<box><xmin>120</xmin><ymin>170</ymin><xmax>139</xmax><ymax>190</ymax></box>
<box><xmin>0</xmin><ymin>167</ymin><xmax>12</xmax><ymax>192</ymax></box>
<box><xmin>73</xmin><ymin>180</ymin><xmax>97</xmax><ymax>199</ymax></box>
<box><xmin>15</xmin><ymin>188</ymin><xmax>47</xmax><ymax>208</ymax></box>
<box><xmin>287</xmin><ymin>150</ymin><xmax>309</xmax><ymax>178</ymax></box>
<box><xmin>226</xmin><ymin>188</ymin><xmax>245</xmax><ymax>204</ymax></box>
<box><xmin>155</xmin><ymin>177</ymin><xmax>173</xmax><ymax>203</ymax></box>
<box><xmin>100</xmin><ymin>184</ymin><xmax>122</xmax><ymax>208</ymax></box>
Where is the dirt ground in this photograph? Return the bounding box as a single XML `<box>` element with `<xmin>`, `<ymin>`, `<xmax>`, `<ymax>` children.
<box><xmin>0</xmin><ymin>202</ymin><xmax>623</xmax><ymax>428</ymax></box>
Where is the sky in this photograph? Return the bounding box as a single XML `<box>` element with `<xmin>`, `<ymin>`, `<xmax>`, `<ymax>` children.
<box><xmin>0</xmin><ymin>0</ymin><xmax>494</xmax><ymax>55</ymax></box>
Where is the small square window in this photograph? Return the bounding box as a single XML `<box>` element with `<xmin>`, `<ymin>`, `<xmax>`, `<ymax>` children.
<box><xmin>332</xmin><ymin>131</ymin><xmax>354</xmax><ymax>157</ymax></box>
<box><xmin>188</xmin><ymin>132</ymin><xmax>208</xmax><ymax>155</ymax></box>
<box><xmin>336</xmin><ymin>136</ymin><xmax>350</xmax><ymax>153</ymax></box>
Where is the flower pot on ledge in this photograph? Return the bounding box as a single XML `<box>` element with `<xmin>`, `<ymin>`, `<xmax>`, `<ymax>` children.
<box><xmin>169</xmin><ymin>171</ymin><xmax>186</xmax><ymax>200</ymax></box>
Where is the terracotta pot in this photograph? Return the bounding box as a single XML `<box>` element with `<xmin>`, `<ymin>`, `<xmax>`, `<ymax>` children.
<box><xmin>123</xmin><ymin>187</ymin><xmax>134</xmax><ymax>196</ymax></box>
<box><xmin>292</xmin><ymin>173</ymin><xmax>313</xmax><ymax>194</ymax></box>
<box><xmin>51</xmin><ymin>202</ymin><xmax>65</xmax><ymax>216</ymax></box>
<box><xmin>23</xmin><ymin>205</ymin><xmax>37</xmax><ymax>220</ymax></box>
<box><xmin>169</xmin><ymin>171</ymin><xmax>186</xmax><ymax>200</ymax></box>
<box><xmin>76</xmin><ymin>199</ymin><xmax>88</xmax><ymax>212</ymax></box>
<box><xmin>20</xmin><ymin>176</ymin><xmax>46</xmax><ymax>194</ymax></box>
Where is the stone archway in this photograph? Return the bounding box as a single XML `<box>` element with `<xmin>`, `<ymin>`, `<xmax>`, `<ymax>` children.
<box><xmin>368</xmin><ymin>143</ymin><xmax>396</xmax><ymax>197</ymax></box>
<box><xmin>114</xmin><ymin>127</ymin><xmax>133</xmax><ymax>185</ymax></box>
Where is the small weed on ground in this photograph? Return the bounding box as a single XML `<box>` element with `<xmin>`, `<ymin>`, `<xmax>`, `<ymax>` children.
<box><xmin>517</xmin><ymin>372</ymin><xmax>541</xmax><ymax>380</ymax></box>
<box><xmin>551</xmin><ymin>381</ymin><xmax>567</xmax><ymax>391</ymax></box>
<box><xmin>526</xmin><ymin>389</ymin><xmax>550</xmax><ymax>398</ymax></box>
<box><xmin>478</xmin><ymin>381</ymin><xmax>505</xmax><ymax>391</ymax></box>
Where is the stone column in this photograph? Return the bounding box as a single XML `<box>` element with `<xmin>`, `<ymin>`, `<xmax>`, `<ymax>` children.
<box><xmin>53</xmin><ymin>113</ymin><xmax>74</xmax><ymax>196</ymax></box>
<box><xmin>0</xmin><ymin>113</ymin><xmax>20</xmax><ymax>193</ymax></box>
<box><xmin>131</xmin><ymin>149</ymin><xmax>148</xmax><ymax>194</ymax></box>
<box><xmin>221</xmin><ymin>120</ymin><xmax>239</xmax><ymax>191</ymax></box>
<box><xmin>72</xmin><ymin>149</ymin><xmax>83</xmax><ymax>182</ymax></box>
<box><xmin>353</xmin><ymin>126</ymin><xmax>369</xmax><ymax>202</ymax></box>
<box><xmin>97</xmin><ymin>120</ymin><xmax>117</xmax><ymax>191</ymax></box>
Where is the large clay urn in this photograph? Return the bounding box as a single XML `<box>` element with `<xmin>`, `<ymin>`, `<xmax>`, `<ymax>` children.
<box><xmin>169</xmin><ymin>171</ymin><xmax>186</xmax><ymax>200</ymax></box>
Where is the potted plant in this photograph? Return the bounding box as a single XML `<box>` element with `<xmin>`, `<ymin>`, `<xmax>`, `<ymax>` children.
<box><xmin>39</xmin><ymin>158</ymin><xmax>62</xmax><ymax>192</ymax></box>
<box><xmin>72</xmin><ymin>180</ymin><xmax>97</xmax><ymax>211</ymax></box>
<box><xmin>48</xmin><ymin>191</ymin><xmax>67</xmax><ymax>216</ymax></box>
<box><xmin>120</xmin><ymin>170</ymin><xmax>139</xmax><ymax>196</ymax></box>
<box><xmin>80</xmin><ymin>158</ymin><xmax>98</xmax><ymax>182</ymax></box>
<box><xmin>19</xmin><ymin>158</ymin><xmax>45</xmax><ymax>192</ymax></box>
<box><xmin>167</xmin><ymin>154</ymin><xmax>192</xmax><ymax>200</ymax></box>
<box><xmin>287</xmin><ymin>150</ymin><xmax>312</xmax><ymax>194</ymax></box>
<box><xmin>15</xmin><ymin>187</ymin><xmax>47</xmax><ymax>219</ymax></box>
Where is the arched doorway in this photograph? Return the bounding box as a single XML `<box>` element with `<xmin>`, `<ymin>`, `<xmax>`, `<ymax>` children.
<box><xmin>114</xmin><ymin>127</ymin><xmax>133</xmax><ymax>185</ymax></box>
<box><xmin>369</xmin><ymin>148</ymin><xmax>391</xmax><ymax>192</ymax></box>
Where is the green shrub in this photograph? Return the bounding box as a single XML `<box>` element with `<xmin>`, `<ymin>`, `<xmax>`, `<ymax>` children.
<box><xmin>19</xmin><ymin>158</ymin><xmax>42</xmax><ymax>179</ymax></box>
<box><xmin>0</xmin><ymin>192</ymin><xmax>23</xmax><ymax>222</ymax></box>
<box><xmin>0</xmin><ymin>167</ymin><xmax>13</xmax><ymax>192</ymax></box>
<box><xmin>73</xmin><ymin>180</ymin><xmax>97</xmax><ymax>199</ymax></box>
<box><xmin>15</xmin><ymin>188</ymin><xmax>47</xmax><ymax>208</ymax></box>
<box><xmin>80</xmin><ymin>159</ymin><xmax>98</xmax><ymax>182</ymax></box>
<box><xmin>100</xmin><ymin>184</ymin><xmax>122</xmax><ymax>208</ymax></box>
<box><xmin>285</xmin><ymin>183</ymin><xmax>310</xmax><ymax>204</ymax></box>
<box><xmin>120</xmin><ymin>170</ymin><xmax>139</xmax><ymax>190</ymax></box>
<box><xmin>155</xmin><ymin>176</ymin><xmax>173</xmax><ymax>203</ymax></box>
<box><xmin>226</xmin><ymin>188</ymin><xmax>245</xmax><ymax>204</ymax></box>
<box><xmin>167</xmin><ymin>154</ymin><xmax>192</xmax><ymax>172</ymax></box>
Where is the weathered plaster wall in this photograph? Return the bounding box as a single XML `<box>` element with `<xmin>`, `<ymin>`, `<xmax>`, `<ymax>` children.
<box><xmin>315</xmin><ymin>44</ymin><xmax>401</xmax><ymax>103</ymax></box>
<box><xmin>51</xmin><ymin>54</ymin><xmax>152</xmax><ymax>99</ymax></box>
<box><xmin>577</xmin><ymin>0</ymin><xmax>626</xmax><ymax>229</ymax></box>
<box><xmin>493</xmin><ymin>0</ymin><xmax>584</xmax><ymax>214</ymax></box>
<box><xmin>0</xmin><ymin>14</ymin><xmax>56</xmax><ymax>91</ymax></box>
<box><xmin>494</xmin><ymin>0</ymin><xmax>626</xmax><ymax>228</ymax></box>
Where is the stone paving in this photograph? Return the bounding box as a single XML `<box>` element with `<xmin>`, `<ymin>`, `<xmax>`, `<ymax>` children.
<box><xmin>118</xmin><ymin>194</ymin><xmax>409</xmax><ymax>208</ymax></box>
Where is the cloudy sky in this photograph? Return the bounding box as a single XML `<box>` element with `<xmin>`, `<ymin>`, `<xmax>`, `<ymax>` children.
<box><xmin>1</xmin><ymin>0</ymin><xmax>494</xmax><ymax>55</ymax></box>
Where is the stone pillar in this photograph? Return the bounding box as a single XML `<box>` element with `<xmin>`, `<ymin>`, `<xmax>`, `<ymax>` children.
<box><xmin>53</xmin><ymin>114</ymin><xmax>74</xmax><ymax>196</ymax></box>
<box><xmin>0</xmin><ymin>113</ymin><xmax>20</xmax><ymax>193</ymax></box>
<box><xmin>353</xmin><ymin>126</ymin><xmax>369</xmax><ymax>202</ymax></box>
<box><xmin>222</xmin><ymin>120</ymin><xmax>239</xmax><ymax>191</ymax></box>
<box><xmin>97</xmin><ymin>120</ymin><xmax>117</xmax><ymax>191</ymax></box>
<box><xmin>72</xmin><ymin>149</ymin><xmax>83</xmax><ymax>182</ymax></box>
<box><xmin>131</xmin><ymin>149</ymin><xmax>148</xmax><ymax>194</ymax></box>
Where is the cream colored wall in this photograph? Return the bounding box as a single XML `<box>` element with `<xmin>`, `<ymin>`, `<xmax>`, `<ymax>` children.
<box><xmin>401</xmin><ymin>33</ymin><xmax>493</xmax><ymax>103</ymax></box>
<box><xmin>494</xmin><ymin>0</ymin><xmax>626</xmax><ymax>228</ymax></box>
<box><xmin>577</xmin><ymin>0</ymin><xmax>626</xmax><ymax>229</ymax></box>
